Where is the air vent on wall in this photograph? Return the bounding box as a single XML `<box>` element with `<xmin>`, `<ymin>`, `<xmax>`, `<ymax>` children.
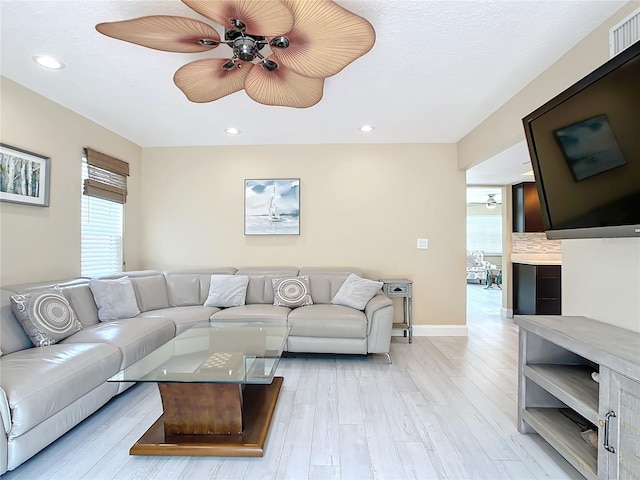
<box><xmin>610</xmin><ymin>7</ymin><xmax>640</xmax><ymax>57</ymax></box>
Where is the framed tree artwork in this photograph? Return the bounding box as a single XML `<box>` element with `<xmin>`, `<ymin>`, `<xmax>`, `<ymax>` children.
<box><xmin>0</xmin><ymin>144</ymin><xmax>51</xmax><ymax>207</ymax></box>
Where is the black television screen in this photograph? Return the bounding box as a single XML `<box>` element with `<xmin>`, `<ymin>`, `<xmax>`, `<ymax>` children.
<box><xmin>553</xmin><ymin>114</ymin><xmax>627</xmax><ymax>182</ymax></box>
<box><xmin>523</xmin><ymin>40</ymin><xmax>640</xmax><ymax>239</ymax></box>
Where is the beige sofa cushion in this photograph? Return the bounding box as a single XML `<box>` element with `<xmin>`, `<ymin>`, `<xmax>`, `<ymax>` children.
<box><xmin>163</xmin><ymin>268</ymin><xmax>238</xmax><ymax>304</ymax></box>
<box><xmin>298</xmin><ymin>268</ymin><xmax>365</xmax><ymax>304</ymax></box>
<box><xmin>62</xmin><ymin>284</ymin><xmax>99</xmax><ymax>327</ymax></box>
<box><xmin>0</xmin><ymin>343</ymin><xmax>121</xmax><ymax>438</ymax></box>
<box><xmin>131</xmin><ymin>275</ymin><xmax>170</xmax><ymax>312</ymax></box>
<box><xmin>288</xmin><ymin>304</ymin><xmax>367</xmax><ymax>338</ymax></box>
<box><xmin>165</xmin><ymin>274</ymin><xmax>200</xmax><ymax>307</ymax></box>
<box><xmin>235</xmin><ymin>267</ymin><xmax>299</xmax><ymax>304</ymax></box>
<box><xmin>210</xmin><ymin>304</ymin><xmax>291</xmax><ymax>322</ymax></box>
<box><xmin>138</xmin><ymin>306</ymin><xmax>220</xmax><ymax>334</ymax></box>
<box><xmin>62</xmin><ymin>317</ymin><xmax>175</xmax><ymax>370</ymax></box>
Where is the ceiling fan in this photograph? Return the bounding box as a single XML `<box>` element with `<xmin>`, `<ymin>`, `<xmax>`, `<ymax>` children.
<box><xmin>96</xmin><ymin>0</ymin><xmax>376</xmax><ymax>108</ymax></box>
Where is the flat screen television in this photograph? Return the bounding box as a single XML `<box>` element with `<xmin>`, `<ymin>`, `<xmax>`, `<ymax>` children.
<box><xmin>522</xmin><ymin>40</ymin><xmax>640</xmax><ymax>239</ymax></box>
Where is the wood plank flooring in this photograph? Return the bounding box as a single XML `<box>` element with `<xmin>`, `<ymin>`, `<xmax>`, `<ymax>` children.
<box><xmin>3</xmin><ymin>285</ymin><xmax>583</xmax><ymax>479</ymax></box>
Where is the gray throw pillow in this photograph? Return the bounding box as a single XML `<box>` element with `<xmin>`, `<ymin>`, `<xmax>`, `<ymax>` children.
<box><xmin>203</xmin><ymin>275</ymin><xmax>249</xmax><ymax>308</ymax></box>
<box><xmin>10</xmin><ymin>287</ymin><xmax>83</xmax><ymax>346</ymax></box>
<box><xmin>331</xmin><ymin>273</ymin><xmax>383</xmax><ymax>310</ymax></box>
<box><xmin>272</xmin><ymin>276</ymin><xmax>313</xmax><ymax>308</ymax></box>
<box><xmin>89</xmin><ymin>276</ymin><xmax>140</xmax><ymax>321</ymax></box>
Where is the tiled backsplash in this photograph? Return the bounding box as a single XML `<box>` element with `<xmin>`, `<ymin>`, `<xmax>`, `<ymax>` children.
<box><xmin>512</xmin><ymin>233</ymin><xmax>562</xmax><ymax>254</ymax></box>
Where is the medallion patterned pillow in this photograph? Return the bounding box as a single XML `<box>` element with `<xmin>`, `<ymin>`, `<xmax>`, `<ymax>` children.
<box><xmin>272</xmin><ymin>276</ymin><xmax>313</xmax><ymax>308</ymax></box>
<box><xmin>10</xmin><ymin>288</ymin><xmax>83</xmax><ymax>346</ymax></box>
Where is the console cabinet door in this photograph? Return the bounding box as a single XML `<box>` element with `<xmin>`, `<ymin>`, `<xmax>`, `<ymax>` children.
<box><xmin>606</xmin><ymin>371</ymin><xmax>640</xmax><ymax>479</ymax></box>
<box><xmin>513</xmin><ymin>264</ymin><xmax>561</xmax><ymax>315</ymax></box>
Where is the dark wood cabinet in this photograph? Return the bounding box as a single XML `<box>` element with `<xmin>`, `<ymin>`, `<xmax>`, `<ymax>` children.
<box><xmin>512</xmin><ymin>182</ymin><xmax>544</xmax><ymax>232</ymax></box>
<box><xmin>513</xmin><ymin>263</ymin><xmax>561</xmax><ymax>315</ymax></box>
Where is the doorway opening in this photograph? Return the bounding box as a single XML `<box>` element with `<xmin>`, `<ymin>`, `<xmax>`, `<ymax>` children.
<box><xmin>466</xmin><ymin>187</ymin><xmax>504</xmax><ymax>317</ymax></box>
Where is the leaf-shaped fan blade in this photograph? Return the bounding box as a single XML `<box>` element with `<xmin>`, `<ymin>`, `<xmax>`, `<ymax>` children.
<box><xmin>182</xmin><ymin>0</ymin><xmax>293</xmax><ymax>37</ymax></box>
<box><xmin>96</xmin><ymin>16</ymin><xmax>220</xmax><ymax>53</ymax></box>
<box><xmin>270</xmin><ymin>0</ymin><xmax>376</xmax><ymax>78</ymax></box>
<box><xmin>174</xmin><ymin>59</ymin><xmax>253</xmax><ymax>103</ymax></box>
<box><xmin>244</xmin><ymin>58</ymin><xmax>324</xmax><ymax>108</ymax></box>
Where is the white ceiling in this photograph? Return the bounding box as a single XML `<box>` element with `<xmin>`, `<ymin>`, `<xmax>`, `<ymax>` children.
<box><xmin>466</xmin><ymin>140</ymin><xmax>536</xmax><ymax>185</ymax></box>
<box><xmin>467</xmin><ymin>187</ymin><xmax>503</xmax><ymax>206</ymax></box>
<box><xmin>0</xmin><ymin>0</ymin><xmax>627</xmax><ymax>181</ymax></box>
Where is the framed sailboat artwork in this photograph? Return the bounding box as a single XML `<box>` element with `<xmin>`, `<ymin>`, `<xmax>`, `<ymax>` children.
<box><xmin>244</xmin><ymin>178</ymin><xmax>300</xmax><ymax>235</ymax></box>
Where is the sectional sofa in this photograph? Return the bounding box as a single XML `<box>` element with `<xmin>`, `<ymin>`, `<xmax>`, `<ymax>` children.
<box><xmin>0</xmin><ymin>266</ymin><xmax>394</xmax><ymax>474</ymax></box>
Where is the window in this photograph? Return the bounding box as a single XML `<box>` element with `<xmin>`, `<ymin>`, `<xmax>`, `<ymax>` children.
<box><xmin>467</xmin><ymin>213</ymin><xmax>502</xmax><ymax>254</ymax></box>
<box><xmin>81</xmin><ymin>148</ymin><xmax>129</xmax><ymax>277</ymax></box>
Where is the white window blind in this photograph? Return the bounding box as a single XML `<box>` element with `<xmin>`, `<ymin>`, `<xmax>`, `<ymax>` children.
<box><xmin>81</xmin><ymin>156</ymin><xmax>124</xmax><ymax>277</ymax></box>
<box><xmin>467</xmin><ymin>214</ymin><xmax>502</xmax><ymax>255</ymax></box>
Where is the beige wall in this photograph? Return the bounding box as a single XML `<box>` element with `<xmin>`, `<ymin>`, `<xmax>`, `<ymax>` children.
<box><xmin>141</xmin><ymin>144</ymin><xmax>467</xmax><ymax>326</ymax></box>
<box><xmin>458</xmin><ymin>2</ymin><xmax>640</xmax><ymax>332</ymax></box>
<box><xmin>562</xmin><ymin>239</ymin><xmax>640</xmax><ymax>332</ymax></box>
<box><xmin>0</xmin><ymin>79</ymin><xmax>467</xmax><ymax>328</ymax></box>
<box><xmin>0</xmin><ymin>79</ymin><xmax>143</xmax><ymax>285</ymax></box>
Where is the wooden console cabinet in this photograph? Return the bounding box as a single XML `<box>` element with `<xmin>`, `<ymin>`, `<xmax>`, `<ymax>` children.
<box><xmin>512</xmin><ymin>182</ymin><xmax>545</xmax><ymax>233</ymax></box>
<box><xmin>515</xmin><ymin>315</ymin><xmax>640</xmax><ymax>479</ymax></box>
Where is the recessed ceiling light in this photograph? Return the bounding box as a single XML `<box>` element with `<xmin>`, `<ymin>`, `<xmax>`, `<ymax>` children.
<box><xmin>225</xmin><ymin>128</ymin><xmax>240</xmax><ymax>135</ymax></box>
<box><xmin>522</xmin><ymin>170</ymin><xmax>534</xmax><ymax>176</ymax></box>
<box><xmin>33</xmin><ymin>55</ymin><xmax>64</xmax><ymax>69</ymax></box>
<box><xmin>359</xmin><ymin>125</ymin><xmax>374</xmax><ymax>133</ymax></box>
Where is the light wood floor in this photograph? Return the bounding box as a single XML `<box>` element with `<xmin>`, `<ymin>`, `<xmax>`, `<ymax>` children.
<box><xmin>4</xmin><ymin>285</ymin><xmax>583</xmax><ymax>480</ymax></box>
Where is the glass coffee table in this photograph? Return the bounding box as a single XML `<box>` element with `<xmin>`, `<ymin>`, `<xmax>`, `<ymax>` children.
<box><xmin>109</xmin><ymin>321</ymin><xmax>290</xmax><ymax>457</ymax></box>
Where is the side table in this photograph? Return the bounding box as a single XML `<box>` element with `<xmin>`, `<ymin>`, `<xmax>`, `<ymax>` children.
<box><xmin>379</xmin><ymin>279</ymin><xmax>413</xmax><ymax>343</ymax></box>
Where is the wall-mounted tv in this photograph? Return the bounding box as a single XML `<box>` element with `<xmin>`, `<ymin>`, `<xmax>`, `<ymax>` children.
<box><xmin>523</xmin><ymin>40</ymin><xmax>640</xmax><ymax>239</ymax></box>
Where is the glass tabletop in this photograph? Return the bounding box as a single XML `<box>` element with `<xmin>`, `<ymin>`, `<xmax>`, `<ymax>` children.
<box><xmin>109</xmin><ymin>322</ymin><xmax>290</xmax><ymax>384</ymax></box>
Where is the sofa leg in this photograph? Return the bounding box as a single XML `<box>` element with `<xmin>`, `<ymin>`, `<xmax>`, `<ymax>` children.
<box><xmin>385</xmin><ymin>352</ymin><xmax>392</xmax><ymax>364</ymax></box>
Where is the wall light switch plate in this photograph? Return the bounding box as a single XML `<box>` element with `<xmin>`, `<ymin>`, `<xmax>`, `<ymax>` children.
<box><xmin>417</xmin><ymin>238</ymin><xmax>428</xmax><ymax>249</ymax></box>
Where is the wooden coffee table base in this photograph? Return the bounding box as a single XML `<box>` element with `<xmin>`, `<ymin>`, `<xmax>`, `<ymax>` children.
<box><xmin>130</xmin><ymin>377</ymin><xmax>283</xmax><ymax>457</ymax></box>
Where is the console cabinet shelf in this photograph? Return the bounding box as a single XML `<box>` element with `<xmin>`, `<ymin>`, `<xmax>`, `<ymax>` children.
<box><xmin>523</xmin><ymin>365</ymin><xmax>599</xmax><ymax>424</ymax></box>
<box><xmin>515</xmin><ymin>315</ymin><xmax>640</xmax><ymax>479</ymax></box>
<box><xmin>522</xmin><ymin>408</ymin><xmax>598</xmax><ymax>479</ymax></box>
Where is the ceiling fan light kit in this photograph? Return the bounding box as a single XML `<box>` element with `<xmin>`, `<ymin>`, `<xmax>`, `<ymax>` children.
<box><xmin>96</xmin><ymin>0</ymin><xmax>376</xmax><ymax>108</ymax></box>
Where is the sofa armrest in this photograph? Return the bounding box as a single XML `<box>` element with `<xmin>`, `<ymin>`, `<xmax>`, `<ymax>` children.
<box><xmin>364</xmin><ymin>293</ymin><xmax>394</xmax><ymax>354</ymax></box>
<box><xmin>0</xmin><ymin>386</ymin><xmax>7</xmax><ymax>475</ymax></box>
<box><xmin>364</xmin><ymin>292</ymin><xmax>392</xmax><ymax>317</ymax></box>
<box><xmin>0</xmin><ymin>387</ymin><xmax>10</xmax><ymax>434</ymax></box>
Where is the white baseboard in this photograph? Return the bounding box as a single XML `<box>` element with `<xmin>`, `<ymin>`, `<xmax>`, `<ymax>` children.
<box><xmin>393</xmin><ymin>325</ymin><xmax>468</xmax><ymax>337</ymax></box>
<box><xmin>501</xmin><ymin>308</ymin><xmax>513</xmax><ymax>318</ymax></box>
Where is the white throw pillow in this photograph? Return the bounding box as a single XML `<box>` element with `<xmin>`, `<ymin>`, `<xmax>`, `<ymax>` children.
<box><xmin>204</xmin><ymin>275</ymin><xmax>249</xmax><ymax>308</ymax></box>
<box><xmin>89</xmin><ymin>276</ymin><xmax>140</xmax><ymax>321</ymax></box>
<box><xmin>331</xmin><ymin>274</ymin><xmax>383</xmax><ymax>310</ymax></box>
